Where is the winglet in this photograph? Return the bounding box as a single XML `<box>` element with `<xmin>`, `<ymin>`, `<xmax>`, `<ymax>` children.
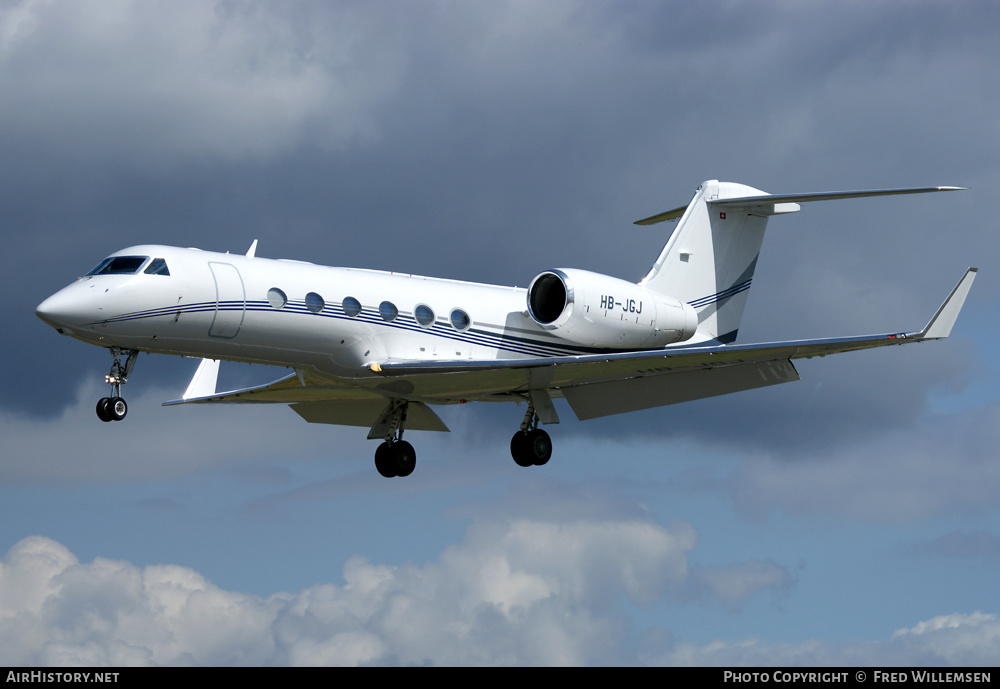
<box><xmin>917</xmin><ymin>268</ymin><xmax>977</xmax><ymax>339</ymax></box>
<box><xmin>246</xmin><ymin>239</ymin><xmax>258</xmax><ymax>259</ymax></box>
<box><xmin>182</xmin><ymin>358</ymin><xmax>221</xmax><ymax>400</ymax></box>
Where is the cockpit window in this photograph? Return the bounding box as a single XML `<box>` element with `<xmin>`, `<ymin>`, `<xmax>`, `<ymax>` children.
<box><xmin>144</xmin><ymin>258</ymin><xmax>170</xmax><ymax>275</ymax></box>
<box><xmin>87</xmin><ymin>256</ymin><xmax>148</xmax><ymax>276</ymax></box>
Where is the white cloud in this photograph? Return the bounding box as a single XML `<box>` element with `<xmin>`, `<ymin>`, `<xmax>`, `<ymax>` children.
<box><xmin>0</xmin><ymin>514</ymin><xmax>793</xmax><ymax>666</ymax></box>
<box><xmin>647</xmin><ymin>611</ymin><xmax>1000</xmax><ymax>667</ymax></box>
<box><xmin>4</xmin><ymin>530</ymin><xmax>994</xmax><ymax>666</ymax></box>
<box><xmin>887</xmin><ymin>612</ymin><xmax>1000</xmax><ymax>666</ymax></box>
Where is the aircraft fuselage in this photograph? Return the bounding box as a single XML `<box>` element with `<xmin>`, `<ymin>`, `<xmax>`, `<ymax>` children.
<box><xmin>36</xmin><ymin>244</ymin><xmax>593</xmax><ymax>377</ymax></box>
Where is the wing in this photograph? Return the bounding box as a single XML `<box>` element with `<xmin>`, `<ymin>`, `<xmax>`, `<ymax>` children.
<box><xmin>165</xmin><ymin>268</ymin><xmax>975</xmax><ymax>425</ymax></box>
<box><xmin>163</xmin><ymin>365</ymin><xmax>450</xmax><ymax>432</ymax></box>
<box><xmin>374</xmin><ymin>268</ymin><xmax>978</xmax><ymax>420</ymax></box>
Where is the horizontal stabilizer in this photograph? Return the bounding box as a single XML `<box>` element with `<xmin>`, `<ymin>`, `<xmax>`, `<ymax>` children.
<box><xmin>709</xmin><ymin>186</ymin><xmax>964</xmax><ymax>208</ymax></box>
<box><xmin>635</xmin><ymin>185</ymin><xmax>964</xmax><ymax>226</ymax></box>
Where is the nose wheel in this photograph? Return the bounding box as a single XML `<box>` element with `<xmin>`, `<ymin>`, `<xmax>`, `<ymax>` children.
<box><xmin>96</xmin><ymin>396</ymin><xmax>128</xmax><ymax>422</ymax></box>
<box><xmin>95</xmin><ymin>348</ymin><xmax>137</xmax><ymax>422</ymax></box>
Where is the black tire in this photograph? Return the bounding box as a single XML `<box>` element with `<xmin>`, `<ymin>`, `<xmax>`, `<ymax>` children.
<box><xmin>109</xmin><ymin>397</ymin><xmax>128</xmax><ymax>421</ymax></box>
<box><xmin>96</xmin><ymin>397</ymin><xmax>113</xmax><ymax>422</ymax></box>
<box><xmin>510</xmin><ymin>431</ymin><xmax>534</xmax><ymax>467</ymax></box>
<box><xmin>527</xmin><ymin>429</ymin><xmax>551</xmax><ymax>466</ymax></box>
<box><xmin>375</xmin><ymin>442</ymin><xmax>397</xmax><ymax>478</ymax></box>
<box><xmin>392</xmin><ymin>441</ymin><xmax>416</xmax><ymax>477</ymax></box>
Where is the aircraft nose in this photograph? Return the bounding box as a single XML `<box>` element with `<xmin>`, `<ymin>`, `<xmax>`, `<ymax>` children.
<box><xmin>36</xmin><ymin>288</ymin><xmax>87</xmax><ymax>332</ymax></box>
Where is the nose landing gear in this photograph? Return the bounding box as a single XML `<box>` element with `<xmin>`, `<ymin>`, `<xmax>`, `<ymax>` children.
<box><xmin>96</xmin><ymin>348</ymin><xmax>137</xmax><ymax>423</ymax></box>
<box><xmin>96</xmin><ymin>396</ymin><xmax>127</xmax><ymax>422</ymax></box>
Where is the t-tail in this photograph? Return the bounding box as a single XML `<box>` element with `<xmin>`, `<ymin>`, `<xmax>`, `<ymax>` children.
<box><xmin>635</xmin><ymin>180</ymin><xmax>963</xmax><ymax>344</ymax></box>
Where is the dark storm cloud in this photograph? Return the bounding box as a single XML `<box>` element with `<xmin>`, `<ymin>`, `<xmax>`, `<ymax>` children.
<box><xmin>3</xmin><ymin>2</ymin><xmax>999</xmax><ymax>665</ymax></box>
<box><xmin>6</xmin><ymin>2</ymin><xmax>996</xmax><ymax>466</ymax></box>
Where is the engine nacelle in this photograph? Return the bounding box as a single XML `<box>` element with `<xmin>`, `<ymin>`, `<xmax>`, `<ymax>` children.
<box><xmin>526</xmin><ymin>268</ymin><xmax>697</xmax><ymax>348</ymax></box>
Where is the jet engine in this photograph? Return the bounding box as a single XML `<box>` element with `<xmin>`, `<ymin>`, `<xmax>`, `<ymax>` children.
<box><xmin>526</xmin><ymin>268</ymin><xmax>697</xmax><ymax>348</ymax></box>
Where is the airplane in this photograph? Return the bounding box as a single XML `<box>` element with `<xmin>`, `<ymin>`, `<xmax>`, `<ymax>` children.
<box><xmin>36</xmin><ymin>180</ymin><xmax>977</xmax><ymax>478</ymax></box>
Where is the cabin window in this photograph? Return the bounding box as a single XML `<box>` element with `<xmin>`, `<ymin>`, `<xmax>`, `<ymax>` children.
<box><xmin>379</xmin><ymin>301</ymin><xmax>398</xmax><ymax>322</ymax></box>
<box><xmin>342</xmin><ymin>297</ymin><xmax>361</xmax><ymax>317</ymax></box>
<box><xmin>305</xmin><ymin>292</ymin><xmax>325</xmax><ymax>313</ymax></box>
<box><xmin>414</xmin><ymin>304</ymin><xmax>435</xmax><ymax>327</ymax></box>
<box><xmin>450</xmin><ymin>308</ymin><xmax>471</xmax><ymax>331</ymax></box>
<box><xmin>87</xmin><ymin>256</ymin><xmax>148</xmax><ymax>276</ymax></box>
<box><xmin>267</xmin><ymin>288</ymin><xmax>287</xmax><ymax>309</ymax></box>
<box><xmin>143</xmin><ymin>258</ymin><xmax>170</xmax><ymax>275</ymax></box>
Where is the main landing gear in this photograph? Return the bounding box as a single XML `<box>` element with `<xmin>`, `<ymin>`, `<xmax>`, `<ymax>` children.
<box><xmin>95</xmin><ymin>348</ymin><xmax>138</xmax><ymax>423</ymax></box>
<box><xmin>370</xmin><ymin>399</ymin><xmax>554</xmax><ymax>478</ymax></box>
<box><xmin>510</xmin><ymin>404</ymin><xmax>552</xmax><ymax>468</ymax></box>
<box><xmin>373</xmin><ymin>401</ymin><xmax>417</xmax><ymax>478</ymax></box>
<box><xmin>375</xmin><ymin>439</ymin><xmax>416</xmax><ymax>478</ymax></box>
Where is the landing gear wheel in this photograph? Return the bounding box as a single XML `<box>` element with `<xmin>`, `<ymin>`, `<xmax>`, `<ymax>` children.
<box><xmin>375</xmin><ymin>442</ymin><xmax>397</xmax><ymax>478</ymax></box>
<box><xmin>510</xmin><ymin>432</ymin><xmax>533</xmax><ymax>467</ymax></box>
<box><xmin>511</xmin><ymin>429</ymin><xmax>551</xmax><ymax>467</ymax></box>
<box><xmin>371</xmin><ymin>400</ymin><xmax>419</xmax><ymax>478</ymax></box>
<box><xmin>392</xmin><ymin>441</ymin><xmax>416</xmax><ymax>478</ymax></box>
<box><xmin>109</xmin><ymin>397</ymin><xmax>128</xmax><ymax>421</ymax></box>
<box><xmin>96</xmin><ymin>348</ymin><xmax>138</xmax><ymax>424</ymax></box>
<box><xmin>96</xmin><ymin>397</ymin><xmax>113</xmax><ymax>422</ymax></box>
<box><xmin>526</xmin><ymin>429</ymin><xmax>551</xmax><ymax>466</ymax></box>
<box><xmin>374</xmin><ymin>440</ymin><xmax>417</xmax><ymax>478</ymax></box>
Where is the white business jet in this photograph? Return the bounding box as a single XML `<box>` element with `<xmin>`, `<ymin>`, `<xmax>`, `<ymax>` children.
<box><xmin>36</xmin><ymin>180</ymin><xmax>976</xmax><ymax>478</ymax></box>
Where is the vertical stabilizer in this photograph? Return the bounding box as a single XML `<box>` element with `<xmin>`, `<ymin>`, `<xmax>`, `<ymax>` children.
<box><xmin>637</xmin><ymin>180</ymin><xmax>796</xmax><ymax>343</ymax></box>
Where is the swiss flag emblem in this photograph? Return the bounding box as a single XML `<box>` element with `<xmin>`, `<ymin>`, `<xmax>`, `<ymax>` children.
<box><xmin>720</xmin><ymin>212</ymin><xmax>726</xmax><ymax>219</ymax></box>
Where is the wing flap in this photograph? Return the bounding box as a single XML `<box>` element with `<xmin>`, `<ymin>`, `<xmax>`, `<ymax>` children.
<box><xmin>291</xmin><ymin>400</ymin><xmax>449</xmax><ymax>432</ymax></box>
<box><xmin>563</xmin><ymin>359</ymin><xmax>800</xmax><ymax>420</ymax></box>
<box><xmin>163</xmin><ymin>370</ymin><xmax>387</xmax><ymax>406</ymax></box>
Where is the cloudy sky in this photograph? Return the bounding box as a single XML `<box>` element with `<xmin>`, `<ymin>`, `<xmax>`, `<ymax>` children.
<box><xmin>3</xmin><ymin>0</ymin><xmax>999</xmax><ymax>666</ymax></box>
